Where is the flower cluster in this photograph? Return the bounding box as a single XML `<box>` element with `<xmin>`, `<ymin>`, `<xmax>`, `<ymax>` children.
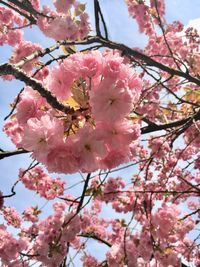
<box><xmin>0</xmin><ymin>6</ymin><xmax>23</xmax><ymax>47</ymax></box>
<box><xmin>4</xmin><ymin>50</ymin><xmax>142</xmax><ymax>174</ymax></box>
<box><xmin>19</xmin><ymin>166</ymin><xmax>65</xmax><ymax>199</ymax></box>
<box><xmin>0</xmin><ymin>224</ymin><xmax>28</xmax><ymax>266</ymax></box>
<box><xmin>25</xmin><ymin>204</ymin><xmax>81</xmax><ymax>267</ymax></box>
<box><xmin>10</xmin><ymin>41</ymin><xmax>43</xmax><ymax>73</ymax></box>
<box><xmin>2</xmin><ymin>206</ymin><xmax>21</xmax><ymax>228</ymax></box>
<box><xmin>126</xmin><ymin>0</ymin><xmax>165</xmax><ymax>36</ymax></box>
<box><xmin>37</xmin><ymin>1</ymin><xmax>90</xmax><ymax>41</ymax></box>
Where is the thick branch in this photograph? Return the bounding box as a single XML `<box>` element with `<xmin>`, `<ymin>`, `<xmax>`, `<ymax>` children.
<box><xmin>94</xmin><ymin>0</ymin><xmax>108</xmax><ymax>39</ymax></box>
<box><xmin>94</xmin><ymin>0</ymin><xmax>101</xmax><ymax>37</ymax></box>
<box><xmin>0</xmin><ymin>149</ymin><xmax>28</xmax><ymax>160</ymax></box>
<box><xmin>141</xmin><ymin>109</ymin><xmax>200</xmax><ymax>134</ymax></box>
<box><xmin>0</xmin><ymin>0</ymin><xmax>36</xmax><ymax>23</ymax></box>
<box><xmin>93</xmin><ymin>37</ymin><xmax>200</xmax><ymax>86</ymax></box>
<box><xmin>79</xmin><ymin>233</ymin><xmax>111</xmax><ymax>247</ymax></box>
<box><xmin>11</xmin><ymin>36</ymin><xmax>200</xmax><ymax>87</ymax></box>
<box><xmin>14</xmin><ymin>42</ymin><xmax>61</xmax><ymax>68</ymax></box>
<box><xmin>76</xmin><ymin>173</ymin><xmax>91</xmax><ymax>213</ymax></box>
<box><xmin>0</xmin><ymin>63</ymin><xmax>74</xmax><ymax>114</ymax></box>
<box><xmin>7</xmin><ymin>0</ymin><xmax>50</xmax><ymax>19</ymax></box>
<box><xmin>8</xmin><ymin>0</ymin><xmax>39</xmax><ymax>16</ymax></box>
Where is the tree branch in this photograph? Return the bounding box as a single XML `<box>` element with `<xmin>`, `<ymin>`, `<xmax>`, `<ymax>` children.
<box><xmin>94</xmin><ymin>0</ymin><xmax>101</xmax><ymax>37</ymax></box>
<box><xmin>141</xmin><ymin>109</ymin><xmax>200</xmax><ymax>134</ymax></box>
<box><xmin>0</xmin><ymin>63</ymin><xmax>75</xmax><ymax>115</ymax></box>
<box><xmin>93</xmin><ymin>0</ymin><xmax>108</xmax><ymax>39</ymax></box>
<box><xmin>0</xmin><ymin>149</ymin><xmax>28</xmax><ymax>160</ymax></box>
<box><xmin>10</xmin><ymin>36</ymin><xmax>200</xmax><ymax>87</ymax></box>
<box><xmin>79</xmin><ymin>232</ymin><xmax>111</xmax><ymax>247</ymax></box>
<box><xmin>0</xmin><ymin>0</ymin><xmax>36</xmax><ymax>24</ymax></box>
<box><xmin>76</xmin><ymin>173</ymin><xmax>91</xmax><ymax>213</ymax></box>
<box><xmin>7</xmin><ymin>0</ymin><xmax>51</xmax><ymax>19</ymax></box>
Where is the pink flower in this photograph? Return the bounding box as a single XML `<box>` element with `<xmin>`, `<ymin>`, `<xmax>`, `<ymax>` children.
<box><xmin>53</xmin><ymin>0</ymin><xmax>74</xmax><ymax>13</ymax></box>
<box><xmin>100</xmin><ymin>148</ymin><xmax>131</xmax><ymax>170</ymax></box>
<box><xmin>71</xmin><ymin>50</ymin><xmax>102</xmax><ymax>78</ymax></box>
<box><xmin>16</xmin><ymin>87</ymin><xmax>44</xmax><ymax>125</ymax></box>
<box><xmin>90</xmin><ymin>78</ymin><xmax>133</xmax><ymax>123</ymax></box>
<box><xmin>46</xmin><ymin>144</ymin><xmax>79</xmax><ymax>174</ymax></box>
<box><xmin>97</xmin><ymin>120</ymin><xmax>140</xmax><ymax>149</ymax></box>
<box><xmin>10</xmin><ymin>41</ymin><xmax>42</xmax><ymax>73</ymax></box>
<box><xmin>19</xmin><ymin>166</ymin><xmax>65</xmax><ymax>199</ymax></box>
<box><xmin>3</xmin><ymin>207</ymin><xmax>21</xmax><ymax>228</ymax></box>
<box><xmin>103</xmin><ymin>54</ymin><xmax>124</xmax><ymax>79</ymax></box>
<box><xmin>71</xmin><ymin>125</ymin><xmax>107</xmax><ymax>172</ymax></box>
<box><xmin>82</xmin><ymin>255</ymin><xmax>99</xmax><ymax>267</ymax></box>
<box><xmin>23</xmin><ymin>206</ymin><xmax>40</xmax><ymax>223</ymax></box>
<box><xmin>22</xmin><ymin>115</ymin><xmax>64</xmax><ymax>161</ymax></box>
<box><xmin>46</xmin><ymin>60</ymin><xmax>76</xmax><ymax>101</ymax></box>
<box><xmin>7</xmin><ymin>29</ymin><xmax>23</xmax><ymax>47</ymax></box>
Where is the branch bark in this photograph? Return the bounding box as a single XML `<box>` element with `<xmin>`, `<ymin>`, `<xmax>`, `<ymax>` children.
<box><xmin>0</xmin><ymin>63</ymin><xmax>74</xmax><ymax>114</ymax></box>
<box><xmin>0</xmin><ymin>149</ymin><xmax>28</xmax><ymax>160</ymax></box>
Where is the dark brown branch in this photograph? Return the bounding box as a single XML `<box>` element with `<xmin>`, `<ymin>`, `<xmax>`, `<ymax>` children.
<box><xmin>8</xmin><ymin>0</ymin><xmax>39</xmax><ymax>16</ymax></box>
<box><xmin>0</xmin><ymin>180</ymin><xmax>19</xmax><ymax>198</ymax></box>
<box><xmin>14</xmin><ymin>42</ymin><xmax>61</xmax><ymax>68</ymax></box>
<box><xmin>0</xmin><ymin>63</ymin><xmax>74</xmax><ymax>115</ymax></box>
<box><xmin>94</xmin><ymin>0</ymin><xmax>108</xmax><ymax>39</ymax></box>
<box><xmin>103</xmin><ymin>189</ymin><xmax>198</xmax><ymax>195</ymax></box>
<box><xmin>7</xmin><ymin>0</ymin><xmax>51</xmax><ymax>19</ymax></box>
<box><xmin>94</xmin><ymin>0</ymin><xmax>101</xmax><ymax>37</ymax></box>
<box><xmin>94</xmin><ymin>37</ymin><xmax>200</xmax><ymax>86</ymax></box>
<box><xmin>4</xmin><ymin>87</ymin><xmax>24</xmax><ymax>120</ymax></box>
<box><xmin>141</xmin><ymin>109</ymin><xmax>200</xmax><ymax>134</ymax></box>
<box><xmin>0</xmin><ymin>149</ymin><xmax>28</xmax><ymax>160</ymax></box>
<box><xmin>10</xmin><ymin>36</ymin><xmax>200</xmax><ymax>86</ymax></box>
<box><xmin>181</xmin><ymin>209</ymin><xmax>200</xmax><ymax>221</ymax></box>
<box><xmin>76</xmin><ymin>173</ymin><xmax>91</xmax><ymax>213</ymax></box>
<box><xmin>0</xmin><ymin>0</ymin><xmax>36</xmax><ymax>23</ymax></box>
<box><xmin>79</xmin><ymin>233</ymin><xmax>111</xmax><ymax>247</ymax></box>
<box><xmin>154</xmin><ymin>0</ymin><xmax>180</xmax><ymax>70</ymax></box>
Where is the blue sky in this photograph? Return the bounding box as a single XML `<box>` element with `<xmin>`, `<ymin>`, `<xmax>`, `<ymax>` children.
<box><xmin>0</xmin><ymin>0</ymin><xmax>200</xmax><ymax>265</ymax></box>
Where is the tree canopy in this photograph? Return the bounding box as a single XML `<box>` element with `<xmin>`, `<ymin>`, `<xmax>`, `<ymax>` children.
<box><xmin>0</xmin><ymin>0</ymin><xmax>199</xmax><ymax>266</ymax></box>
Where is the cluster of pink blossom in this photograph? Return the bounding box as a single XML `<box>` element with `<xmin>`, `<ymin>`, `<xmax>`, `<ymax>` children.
<box><xmin>37</xmin><ymin>1</ymin><xmax>90</xmax><ymax>41</ymax></box>
<box><xmin>86</xmin><ymin>187</ymin><xmax>196</xmax><ymax>266</ymax></box>
<box><xmin>4</xmin><ymin>50</ymin><xmax>142</xmax><ymax>174</ymax></box>
<box><xmin>2</xmin><ymin>206</ymin><xmax>21</xmax><ymax>228</ymax></box>
<box><xmin>0</xmin><ymin>6</ymin><xmax>23</xmax><ymax>47</ymax></box>
<box><xmin>0</xmin><ymin>224</ymin><xmax>28</xmax><ymax>266</ymax></box>
<box><xmin>0</xmin><ymin>201</ymin><xmax>81</xmax><ymax>267</ymax></box>
<box><xmin>184</xmin><ymin>121</ymin><xmax>200</xmax><ymax>149</ymax></box>
<box><xmin>10</xmin><ymin>41</ymin><xmax>43</xmax><ymax>73</ymax></box>
<box><xmin>22</xmin><ymin>203</ymin><xmax>81</xmax><ymax>267</ymax></box>
<box><xmin>82</xmin><ymin>254</ymin><xmax>100</xmax><ymax>267</ymax></box>
<box><xmin>126</xmin><ymin>0</ymin><xmax>154</xmax><ymax>35</ymax></box>
<box><xmin>148</xmin><ymin>136</ymin><xmax>171</xmax><ymax>158</ymax></box>
<box><xmin>0</xmin><ymin>0</ymin><xmax>199</xmax><ymax>266</ymax></box>
<box><xmin>22</xmin><ymin>206</ymin><xmax>40</xmax><ymax>223</ymax></box>
<box><xmin>19</xmin><ymin>166</ymin><xmax>65</xmax><ymax>200</ymax></box>
<box><xmin>126</xmin><ymin>0</ymin><xmax>165</xmax><ymax>36</ymax></box>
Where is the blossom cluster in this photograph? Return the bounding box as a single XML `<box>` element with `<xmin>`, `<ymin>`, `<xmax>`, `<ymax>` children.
<box><xmin>0</xmin><ymin>6</ymin><xmax>23</xmax><ymax>47</ymax></box>
<box><xmin>38</xmin><ymin>1</ymin><xmax>90</xmax><ymax>41</ymax></box>
<box><xmin>21</xmin><ymin>202</ymin><xmax>81</xmax><ymax>267</ymax></box>
<box><xmin>4</xmin><ymin>50</ymin><xmax>142</xmax><ymax>174</ymax></box>
<box><xmin>0</xmin><ymin>0</ymin><xmax>199</xmax><ymax>266</ymax></box>
<box><xmin>126</xmin><ymin>0</ymin><xmax>165</xmax><ymax>36</ymax></box>
<box><xmin>19</xmin><ymin>166</ymin><xmax>65</xmax><ymax>199</ymax></box>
